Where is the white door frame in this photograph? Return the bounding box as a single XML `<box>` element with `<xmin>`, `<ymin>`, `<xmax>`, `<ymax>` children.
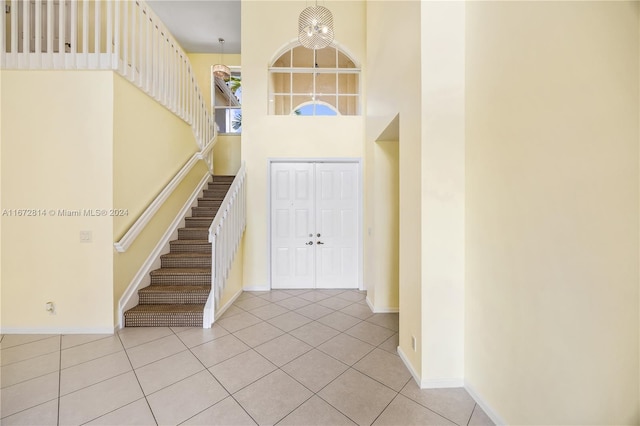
<box><xmin>267</xmin><ymin>158</ymin><xmax>364</xmax><ymax>291</ymax></box>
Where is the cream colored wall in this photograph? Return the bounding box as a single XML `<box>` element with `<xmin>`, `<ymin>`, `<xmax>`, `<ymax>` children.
<box><xmin>1</xmin><ymin>71</ymin><xmax>114</xmax><ymax>332</ymax></box>
<box><xmin>241</xmin><ymin>0</ymin><xmax>365</xmax><ymax>290</ymax></box>
<box><xmin>213</xmin><ymin>135</ymin><xmax>241</xmax><ymax>176</ymax></box>
<box><xmin>366</xmin><ymin>0</ymin><xmax>422</xmax><ymax>375</ymax></box>
<box><xmin>420</xmin><ymin>1</ymin><xmax>465</xmax><ymax>385</ymax></box>
<box><xmin>370</xmin><ymin>139</ymin><xmax>399</xmax><ymax>311</ymax></box>
<box><xmin>112</xmin><ymin>73</ymin><xmax>202</xmax><ymax>323</ymax></box>
<box><xmin>465</xmin><ymin>2</ymin><xmax>639</xmax><ymax>424</ymax></box>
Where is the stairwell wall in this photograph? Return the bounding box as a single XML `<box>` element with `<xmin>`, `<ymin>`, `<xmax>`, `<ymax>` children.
<box><xmin>0</xmin><ymin>70</ymin><xmax>115</xmax><ymax>332</ymax></box>
<box><xmin>112</xmin><ymin>72</ymin><xmax>206</xmax><ymax>326</ymax></box>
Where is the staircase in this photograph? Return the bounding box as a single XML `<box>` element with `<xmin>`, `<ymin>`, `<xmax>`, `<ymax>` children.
<box><xmin>123</xmin><ymin>175</ymin><xmax>235</xmax><ymax>327</ymax></box>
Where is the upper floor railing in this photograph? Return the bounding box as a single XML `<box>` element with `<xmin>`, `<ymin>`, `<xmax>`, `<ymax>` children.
<box><xmin>0</xmin><ymin>0</ymin><xmax>214</xmax><ymax>150</ymax></box>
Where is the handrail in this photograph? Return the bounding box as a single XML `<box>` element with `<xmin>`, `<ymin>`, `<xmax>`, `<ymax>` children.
<box><xmin>0</xmin><ymin>0</ymin><xmax>214</xmax><ymax>151</ymax></box>
<box><xmin>203</xmin><ymin>162</ymin><xmax>246</xmax><ymax>327</ymax></box>
<box><xmin>114</xmin><ymin>138</ymin><xmax>216</xmax><ymax>253</ymax></box>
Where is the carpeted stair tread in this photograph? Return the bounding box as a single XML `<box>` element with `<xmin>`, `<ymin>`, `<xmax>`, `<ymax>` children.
<box><xmin>124</xmin><ymin>174</ymin><xmax>236</xmax><ymax>327</ymax></box>
<box><xmin>150</xmin><ymin>268</ymin><xmax>210</xmax><ymax>275</ymax></box>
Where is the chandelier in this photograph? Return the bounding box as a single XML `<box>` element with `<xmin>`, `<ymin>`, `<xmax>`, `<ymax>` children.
<box><xmin>298</xmin><ymin>2</ymin><xmax>334</xmax><ymax>50</ymax></box>
<box><xmin>213</xmin><ymin>38</ymin><xmax>230</xmax><ymax>81</ymax></box>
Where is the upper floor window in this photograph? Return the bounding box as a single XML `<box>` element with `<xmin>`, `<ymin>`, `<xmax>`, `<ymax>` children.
<box><xmin>213</xmin><ymin>67</ymin><xmax>242</xmax><ymax>134</ymax></box>
<box><xmin>268</xmin><ymin>44</ymin><xmax>360</xmax><ymax>116</ymax></box>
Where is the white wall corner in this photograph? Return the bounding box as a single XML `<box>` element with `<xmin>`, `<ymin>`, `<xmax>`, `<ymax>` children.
<box><xmin>366</xmin><ymin>296</ymin><xmax>399</xmax><ymax>313</ymax></box>
<box><xmin>464</xmin><ymin>380</ymin><xmax>506</xmax><ymax>426</ymax></box>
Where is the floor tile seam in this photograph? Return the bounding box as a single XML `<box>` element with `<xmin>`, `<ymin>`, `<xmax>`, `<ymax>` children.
<box><xmin>0</xmin><ymin>335</ymin><xmax>58</xmax><ymax>351</ymax></box>
<box><xmin>336</xmin><ymin>309</ymin><xmax>372</xmax><ymax>321</ymax></box>
<box><xmin>175</xmin><ymin>395</ymin><xmax>257</xmax><ymax>426</ymax></box>
<box><xmin>270</xmin><ymin>392</ymin><xmax>316</xmax><ymax>426</ymax></box>
<box><xmin>215</xmin><ymin>363</ymin><xmax>276</xmax><ymax>396</ymax></box>
<box><xmin>466</xmin><ymin>403</ymin><xmax>478</xmax><ymax>426</ymax></box>
<box><xmin>369</xmin><ymin>391</ymin><xmax>402</xmax><ymax>426</ymax></box>
<box><xmin>118</xmin><ymin>332</ymin><xmax>178</xmax><ymax>351</ymax></box>
<box><xmin>142</xmin><ymin>368</ymin><xmax>213</xmax><ymax>399</ymax></box>
<box><xmin>184</xmin><ymin>329</ymin><xmax>241</xmax><ymax>350</ymax></box>
<box><xmin>363</xmin><ymin>318</ymin><xmax>400</xmax><ymax>333</ymax></box>
<box><xmin>127</xmin><ymin>346</ymin><xmax>193</xmax><ymax>371</ymax></box>
<box><xmin>59</xmin><ymin>369</ymin><xmax>133</xmax><ymax>399</ymax></box>
<box><xmin>60</xmin><ymin>347</ymin><xmax>126</xmax><ymax>371</ymax></box>
<box><xmin>342</xmin><ymin>361</ymin><xmax>411</xmax><ymax>393</ymax></box>
<box><xmin>60</xmin><ymin>334</ymin><xmax>116</xmax><ymax>351</ymax></box>
<box><xmin>312</xmin><ymin>392</ymin><xmax>361</xmax><ymax>426</ymax></box>
<box><xmin>341</xmin><ymin>329</ymin><xmax>394</xmax><ymax>348</ymax></box>
<box><xmin>316</xmin><ymin>317</ymin><xmax>365</xmax><ymax>333</ymax></box>
<box><xmin>115</xmin><ymin>331</ymin><xmax>160</xmax><ymax>426</ymax></box>
<box><xmin>57</xmin><ymin>335</ymin><xmax>62</xmax><ymax>426</ymax></box>
<box><xmin>1</xmin><ymin>347</ymin><xmax>62</xmax><ymax>368</ymax></box>
<box><xmin>232</xmin><ymin>328</ymin><xmax>287</xmax><ymax>352</ymax></box>
<box><xmin>0</xmin><ymin>364</ymin><xmax>62</xmax><ymax>390</ymax></box>
<box><xmin>0</xmin><ymin>395</ymin><xmax>60</xmax><ymax>421</ymax></box>
<box><xmin>75</xmin><ymin>396</ymin><xmax>153</xmax><ymax>426</ymax></box>
<box><xmin>399</xmin><ymin>390</ymin><xmax>467</xmax><ymax>425</ymax></box>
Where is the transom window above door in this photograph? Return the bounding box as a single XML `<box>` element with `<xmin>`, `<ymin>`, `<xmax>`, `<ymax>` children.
<box><xmin>268</xmin><ymin>44</ymin><xmax>360</xmax><ymax>116</ymax></box>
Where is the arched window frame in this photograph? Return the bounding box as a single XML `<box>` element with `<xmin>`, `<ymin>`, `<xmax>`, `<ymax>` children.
<box><xmin>268</xmin><ymin>40</ymin><xmax>361</xmax><ymax>116</ymax></box>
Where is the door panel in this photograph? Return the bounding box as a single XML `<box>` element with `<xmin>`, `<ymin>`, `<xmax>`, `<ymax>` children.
<box><xmin>315</xmin><ymin>163</ymin><xmax>358</xmax><ymax>289</ymax></box>
<box><xmin>271</xmin><ymin>162</ymin><xmax>359</xmax><ymax>289</ymax></box>
<box><xmin>271</xmin><ymin>163</ymin><xmax>315</xmax><ymax>289</ymax></box>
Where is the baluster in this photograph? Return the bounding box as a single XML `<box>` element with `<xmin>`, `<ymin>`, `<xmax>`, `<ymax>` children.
<box><xmin>129</xmin><ymin>0</ymin><xmax>135</xmax><ymax>80</ymax></box>
<box><xmin>21</xmin><ymin>0</ymin><xmax>28</xmax><ymax>60</ymax></box>
<box><xmin>34</xmin><ymin>0</ymin><xmax>41</xmax><ymax>62</ymax></box>
<box><xmin>94</xmin><ymin>0</ymin><xmax>100</xmax><ymax>58</ymax></box>
<box><xmin>121</xmin><ymin>0</ymin><xmax>127</xmax><ymax>74</ymax></box>
<box><xmin>46</xmin><ymin>0</ymin><xmax>53</xmax><ymax>56</ymax></box>
<box><xmin>82</xmin><ymin>0</ymin><xmax>88</xmax><ymax>64</ymax></box>
<box><xmin>0</xmin><ymin>0</ymin><xmax>5</xmax><ymax>65</ymax></box>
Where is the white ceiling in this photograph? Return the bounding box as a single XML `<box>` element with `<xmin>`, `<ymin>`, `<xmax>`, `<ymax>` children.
<box><xmin>146</xmin><ymin>0</ymin><xmax>241</xmax><ymax>54</ymax></box>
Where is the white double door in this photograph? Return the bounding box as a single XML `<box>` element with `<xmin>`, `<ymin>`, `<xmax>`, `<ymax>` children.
<box><xmin>271</xmin><ymin>162</ymin><xmax>360</xmax><ymax>289</ymax></box>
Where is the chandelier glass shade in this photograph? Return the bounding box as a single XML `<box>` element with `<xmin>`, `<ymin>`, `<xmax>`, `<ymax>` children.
<box><xmin>298</xmin><ymin>5</ymin><xmax>334</xmax><ymax>50</ymax></box>
<box><xmin>213</xmin><ymin>38</ymin><xmax>230</xmax><ymax>81</ymax></box>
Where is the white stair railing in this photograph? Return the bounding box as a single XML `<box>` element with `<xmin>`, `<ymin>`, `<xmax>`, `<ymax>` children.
<box><xmin>0</xmin><ymin>0</ymin><xmax>213</xmax><ymax>151</ymax></box>
<box><xmin>204</xmin><ymin>163</ymin><xmax>246</xmax><ymax>327</ymax></box>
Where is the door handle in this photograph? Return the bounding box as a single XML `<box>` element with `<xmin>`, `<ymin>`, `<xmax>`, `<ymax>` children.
<box><xmin>306</xmin><ymin>241</ymin><xmax>314</xmax><ymax>245</ymax></box>
<box><xmin>317</xmin><ymin>241</ymin><xmax>324</xmax><ymax>245</ymax></box>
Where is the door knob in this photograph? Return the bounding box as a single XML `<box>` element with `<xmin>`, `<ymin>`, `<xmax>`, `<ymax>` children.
<box><xmin>317</xmin><ymin>233</ymin><xmax>321</xmax><ymax>237</ymax></box>
<box><xmin>306</xmin><ymin>241</ymin><xmax>314</xmax><ymax>245</ymax></box>
<box><xmin>317</xmin><ymin>241</ymin><xmax>324</xmax><ymax>245</ymax></box>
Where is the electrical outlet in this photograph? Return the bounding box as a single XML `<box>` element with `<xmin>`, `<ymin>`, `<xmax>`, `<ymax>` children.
<box><xmin>411</xmin><ymin>336</ymin><xmax>417</xmax><ymax>351</ymax></box>
<box><xmin>80</xmin><ymin>231</ymin><xmax>92</xmax><ymax>243</ymax></box>
<box><xmin>45</xmin><ymin>301</ymin><xmax>55</xmax><ymax>314</ymax></box>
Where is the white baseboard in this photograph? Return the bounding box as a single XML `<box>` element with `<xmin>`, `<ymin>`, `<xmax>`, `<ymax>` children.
<box><xmin>243</xmin><ymin>285</ymin><xmax>270</xmax><ymax>292</ymax></box>
<box><xmin>421</xmin><ymin>377</ymin><xmax>465</xmax><ymax>388</ymax></box>
<box><xmin>1</xmin><ymin>327</ymin><xmax>114</xmax><ymax>334</ymax></box>
<box><xmin>365</xmin><ymin>296</ymin><xmax>399</xmax><ymax>313</ymax></box>
<box><xmin>465</xmin><ymin>380</ymin><xmax>505</xmax><ymax>425</ymax></box>
<box><xmin>117</xmin><ymin>171</ymin><xmax>211</xmax><ymax>328</ymax></box>
<box><xmin>397</xmin><ymin>345</ymin><xmax>421</xmax><ymax>386</ymax></box>
<box><xmin>214</xmin><ymin>288</ymin><xmax>244</xmax><ymax>322</ymax></box>
<box><xmin>397</xmin><ymin>346</ymin><xmax>464</xmax><ymax>389</ymax></box>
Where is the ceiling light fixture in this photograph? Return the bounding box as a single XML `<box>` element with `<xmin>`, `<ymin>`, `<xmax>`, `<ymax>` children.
<box><xmin>213</xmin><ymin>38</ymin><xmax>231</xmax><ymax>81</ymax></box>
<box><xmin>298</xmin><ymin>1</ymin><xmax>334</xmax><ymax>50</ymax></box>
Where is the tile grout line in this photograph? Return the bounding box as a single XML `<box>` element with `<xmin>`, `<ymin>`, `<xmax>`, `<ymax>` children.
<box><xmin>115</xmin><ymin>330</ymin><xmax>160</xmax><ymax>426</ymax></box>
<box><xmin>57</xmin><ymin>334</ymin><xmax>62</xmax><ymax>426</ymax></box>
<box><xmin>467</xmin><ymin>403</ymin><xmax>478</xmax><ymax>426</ymax></box>
<box><xmin>179</xmin><ymin>328</ymin><xmax>261</xmax><ymax>426</ymax></box>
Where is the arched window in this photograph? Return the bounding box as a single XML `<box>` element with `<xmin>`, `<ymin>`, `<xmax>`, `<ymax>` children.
<box><xmin>269</xmin><ymin>43</ymin><xmax>360</xmax><ymax>116</ymax></box>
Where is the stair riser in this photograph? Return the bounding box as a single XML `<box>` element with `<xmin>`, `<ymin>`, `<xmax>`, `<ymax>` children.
<box><xmin>139</xmin><ymin>292</ymin><xmax>209</xmax><ymax>305</ymax></box>
<box><xmin>124</xmin><ymin>313</ymin><xmax>203</xmax><ymax>327</ymax></box>
<box><xmin>197</xmin><ymin>199</ymin><xmax>223</xmax><ymax>208</ymax></box>
<box><xmin>185</xmin><ymin>218</ymin><xmax>213</xmax><ymax>228</ymax></box>
<box><xmin>208</xmin><ymin>182</ymin><xmax>232</xmax><ymax>189</ymax></box>
<box><xmin>212</xmin><ymin>176</ymin><xmax>235</xmax><ymax>183</ymax></box>
<box><xmin>151</xmin><ymin>274</ymin><xmax>211</xmax><ymax>285</ymax></box>
<box><xmin>178</xmin><ymin>229</ymin><xmax>209</xmax><ymax>240</ymax></box>
<box><xmin>169</xmin><ymin>242</ymin><xmax>211</xmax><ymax>253</ymax></box>
<box><xmin>202</xmin><ymin>190</ymin><xmax>228</xmax><ymax>199</ymax></box>
<box><xmin>192</xmin><ymin>207</ymin><xmax>218</xmax><ymax>217</ymax></box>
<box><xmin>161</xmin><ymin>257</ymin><xmax>211</xmax><ymax>268</ymax></box>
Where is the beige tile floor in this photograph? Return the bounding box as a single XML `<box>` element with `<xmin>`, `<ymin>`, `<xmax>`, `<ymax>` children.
<box><xmin>0</xmin><ymin>290</ymin><xmax>494</xmax><ymax>426</ymax></box>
